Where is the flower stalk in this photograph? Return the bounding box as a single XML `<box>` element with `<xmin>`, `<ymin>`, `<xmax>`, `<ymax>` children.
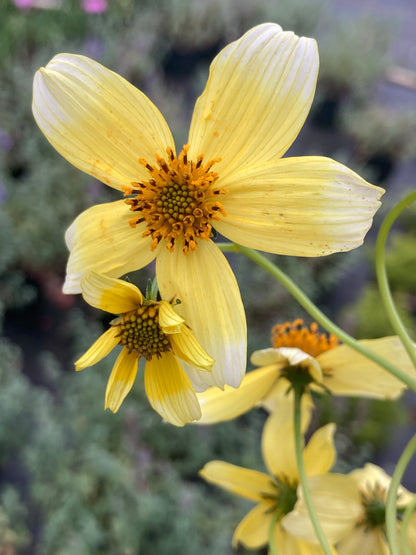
<box><xmin>385</xmin><ymin>432</ymin><xmax>416</xmax><ymax>555</ymax></box>
<box><xmin>375</xmin><ymin>190</ymin><xmax>416</xmax><ymax>369</ymax></box>
<box><xmin>217</xmin><ymin>242</ymin><xmax>416</xmax><ymax>392</ymax></box>
<box><xmin>293</xmin><ymin>384</ymin><xmax>333</xmax><ymax>555</ymax></box>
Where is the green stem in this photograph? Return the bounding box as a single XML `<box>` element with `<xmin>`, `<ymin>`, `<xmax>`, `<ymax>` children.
<box><xmin>293</xmin><ymin>386</ymin><xmax>333</xmax><ymax>555</ymax></box>
<box><xmin>375</xmin><ymin>191</ymin><xmax>416</xmax><ymax>368</ymax></box>
<box><xmin>385</xmin><ymin>433</ymin><xmax>416</xmax><ymax>555</ymax></box>
<box><xmin>268</xmin><ymin>511</ymin><xmax>281</xmax><ymax>555</ymax></box>
<box><xmin>401</xmin><ymin>497</ymin><xmax>416</xmax><ymax>555</ymax></box>
<box><xmin>217</xmin><ymin>243</ymin><xmax>416</xmax><ymax>392</ymax></box>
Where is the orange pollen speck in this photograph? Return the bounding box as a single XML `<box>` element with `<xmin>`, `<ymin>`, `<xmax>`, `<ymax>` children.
<box><xmin>113</xmin><ymin>302</ymin><xmax>170</xmax><ymax>360</ymax></box>
<box><xmin>124</xmin><ymin>144</ymin><xmax>227</xmax><ymax>253</ymax></box>
<box><xmin>271</xmin><ymin>319</ymin><xmax>339</xmax><ymax>358</ymax></box>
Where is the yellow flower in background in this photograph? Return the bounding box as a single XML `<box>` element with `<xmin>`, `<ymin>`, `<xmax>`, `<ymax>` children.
<box><xmin>75</xmin><ymin>272</ymin><xmax>214</xmax><ymax>426</ymax></box>
<box><xmin>200</xmin><ymin>395</ymin><xmax>337</xmax><ymax>554</ymax></box>
<box><xmin>196</xmin><ymin>320</ymin><xmax>415</xmax><ymax>424</ymax></box>
<box><xmin>33</xmin><ymin>23</ymin><xmax>383</xmax><ymax>391</ymax></box>
<box><xmin>283</xmin><ymin>463</ymin><xmax>416</xmax><ymax>555</ymax></box>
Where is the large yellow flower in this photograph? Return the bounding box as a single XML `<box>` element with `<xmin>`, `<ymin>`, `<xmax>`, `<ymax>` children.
<box><xmin>200</xmin><ymin>395</ymin><xmax>337</xmax><ymax>554</ymax></box>
<box><xmin>75</xmin><ymin>272</ymin><xmax>214</xmax><ymax>426</ymax></box>
<box><xmin>283</xmin><ymin>463</ymin><xmax>416</xmax><ymax>554</ymax></box>
<box><xmin>196</xmin><ymin>320</ymin><xmax>415</xmax><ymax>424</ymax></box>
<box><xmin>32</xmin><ymin>23</ymin><xmax>383</xmax><ymax>391</ymax></box>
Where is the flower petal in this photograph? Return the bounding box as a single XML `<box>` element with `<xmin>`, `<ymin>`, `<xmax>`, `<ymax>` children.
<box><xmin>282</xmin><ymin>474</ymin><xmax>362</xmax><ymax>545</ymax></box>
<box><xmin>195</xmin><ymin>365</ymin><xmax>280</xmax><ymax>424</ymax></box>
<box><xmin>232</xmin><ymin>502</ymin><xmax>274</xmax><ymax>550</ymax></box>
<box><xmin>188</xmin><ymin>23</ymin><xmax>318</xmax><ymax>179</ymax></box>
<box><xmin>158</xmin><ymin>300</ymin><xmax>185</xmax><ymax>333</ymax></box>
<box><xmin>215</xmin><ymin>157</ymin><xmax>383</xmax><ymax>256</ymax></box>
<box><xmin>335</xmin><ymin>525</ymin><xmax>389</xmax><ymax>555</ymax></box>
<box><xmin>156</xmin><ymin>240</ymin><xmax>246</xmax><ymax>389</ymax></box>
<box><xmin>318</xmin><ymin>336</ymin><xmax>415</xmax><ymax>399</ymax></box>
<box><xmin>169</xmin><ymin>324</ymin><xmax>214</xmax><ymax>372</ymax></box>
<box><xmin>33</xmin><ymin>53</ymin><xmax>174</xmax><ymax>190</ymax></box>
<box><xmin>75</xmin><ymin>326</ymin><xmax>119</xmax><ymax>371</ymax></box>
<box><xmin>272</xmin><ymin>526</ymin><xmax>333</xmax><ymax>555</ymax></box>
<box><xmin>261</xmin><ymin>395</ymin><xmax>313</xmax><ymax>480</ymax></box>
<box><xmin>251</xmin><ymin>347</ymin><xmax>322</xmax><ymax>383</ymax></box>
<box><xmin>105</xmin><ymin>347</ymin><xmax>138</xmax><ymax>412</ymax></box>
<box><xmin>81</xmin><ymin>272</ymin><xmax>142</xmax><ymax>313</ymax></box>
<box><xmin>349</xmin><ymin>463</ymin><xmax>415</xmax><ymax>507</ymax></box>
<box><xmin>199</xmin><ymin>461</ymin><xmax>275</xmax><ymax>502</ymax></box>
<box><xmin>144</xmin><ymin>351</ymin><xmax>201</xmax><ymax>426</ymax></box>
<box><xmin>64</xmin><ymin>200</ymin><xmax>157</xmax><ymax>294</ymax></box>
<box><xmin>303</xmin><ymin>423</ymin><xmax>336</xmax><ymax>476</ymax></box>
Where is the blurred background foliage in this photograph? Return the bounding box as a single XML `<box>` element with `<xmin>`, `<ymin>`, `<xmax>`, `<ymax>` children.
<box><xmin>0</xmin><ymin>0</ymin><xmax>415</xmax><ymax>553</ymax></box>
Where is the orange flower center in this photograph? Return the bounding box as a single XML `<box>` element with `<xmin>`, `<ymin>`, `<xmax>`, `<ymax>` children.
<box><xmin>114</xmin><ymin>302</ymin><xmax>170</xmax><ymax>360</ymax></box>
<box><xmin>271</xmin><ymin>319</ymin><xmax>339</xmax><ymax>358</ymax></box>
<box><xmin>123</xmin><ymin>144</ymin><xmax>227</xmax><ymax>253</ymax></box>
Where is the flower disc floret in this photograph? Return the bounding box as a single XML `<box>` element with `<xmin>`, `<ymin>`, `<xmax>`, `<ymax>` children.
<box><xmin>124</xmin><ymin>144</ymin><xmax>227</xmax><ymax>253</ymax></box>
<box><xmin>116</xmin><ymin>303</ymin><xmax>170</xmax><ymax>360</ymax></box>
<box><xmin>272</xmin><ymin>319</ymin><xmax>339</xmax><ymax>358</ymax></box>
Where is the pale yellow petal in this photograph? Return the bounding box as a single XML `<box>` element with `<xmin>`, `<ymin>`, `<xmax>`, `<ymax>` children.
<box><xmin>318</xmin><ymin>336</ymin><xmax>415</xmax><ymax>399</ymax></box>
<box><xmin>196</xmin><ymin>365</ymin><xmax>280</xmax><ymax>424</ymax></box>
<box><xmin>250</xmin><ymin>347</ymin><xmax>293</xmax><ymax>367</ymax></box>
<box><xmin>75</xmin><ymin>326</ymin><xmax>119</xmax><ymax>371</ymax></box>
<box><xmin>261</xmin><ymin>395</ymin><xmax>313</xmax><ymax>480</ymax></box>
<box><xmin>251</xmin><ymin>347</ymin><xmax>322</xmax><ymax>383</ymax></box>
<box><xmin>232</xmin><ymin>501</ymin><xmax>274</xmax><ymax>550</ymax></box>
<box><xmin>63</xmin><ymin>200</ymin><xmax>157</xmax><ymax>294</ymax></box>
<box><xmin>156</xmin><ymin>240</ymin><xmax>246</xmax><ymax>390</ymax></box>
<box><xmin>188</xmin><ymin>24</ymin><xmax>318</xmax><ymax>179</ymax></box>
<box><xmin>215</xmin><ymin>157</ymin><xmax>383</xmax><ymax>256</ymax></box>
<box><xmin>158</xmin><ymin>300</ymin><xmax>185</xmax><ymax>333</ymax></box>
<box><xmin>105</xmin><ymin>347</ymin><xmax>138</xmax><ymax>412</ymax></box>
<box><xmin>272</xmin><ymin>525</ymin><xmax>335</xmax><ymax>555</ymax></box>
<box><xmin>303</xmin><ymin>423</ymin><xmax>336</xmax><ymax>476</ymax></box>
<box><xmin>169</xmin><ymin>324</ymin><xmax>214</xmax><ymax>372</ymax></box>
<box><xmin>200</xmin><ymin>461</ymin><xmax>275</xmax><ymax>502</ymax></box>
<box><xmin>33</xmin><ymin>53</ymin><xmax>173</xmax><ymax>190</ymax></box>
<box><xmin>144</xmin><ymin>351</ymin><xmax>201</xmax><ymax>426</ymax></box>
<box><xmin>336</xmin><ymin>526</ymin><xmax>389</xmax><ymax>555</ymax></box>
<box><xmin>81</xmin><ymin>272</ymin><xmax>142</xmax><ymax>313</ymax></box>
<box><xmin>349</xmin><ymin>463</ymin><xmax>415</xmax><ymax>507</ymax></box>
<box><xmin>403</xmin><ymin>513</ymin><xmax>416</xmax><ymax>554</ymax></box>
<box><xmin>282</xmin><ymin>474</ymin><xmax>362</xmax><ymax>545</ymax></box>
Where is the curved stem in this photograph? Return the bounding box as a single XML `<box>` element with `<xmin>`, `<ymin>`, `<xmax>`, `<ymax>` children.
<box><xmin>401</xmin><ymin>497</ymin><xmax>416</xmax><ymax>555</ymax></box>
<box><xmin>293</xmin><ymin>386</ymin><xmax>333</xmax><ymax>555</ymax></box>
<box><xmin>217</xmin><ymin>242</ymin><xmax>416</xmax><ymax>392</ymax></box>
<box><xmin>268</xmin><ymin>511</ymin><xmax>281</xmax><ymax>555</ymax></box>
<box><xmin>375</xmin><ymin>191</ymin><xmax>416</xmax><ymax>368</ymax></box>
<box><xmin>386</xmin><ymin>433</ymin><xmax>416</xmax><ymax>555</ymax></box>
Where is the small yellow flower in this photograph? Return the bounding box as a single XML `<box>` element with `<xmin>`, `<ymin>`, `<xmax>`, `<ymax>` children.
<box><xmin>200</xmin><ymin>395</ymin><xmax>336</xmax><ymax>554</ymax></box>
<box><xmin>283</xmin><ymin>463</ymin><xmax>416</xmax><ymax>555</ymax></box>
<box><xmin>75</xmin><ymin>272</ymin><xmax>214</xmax><ymax>426</ymax></box>
<box><xmin>33</xmin><ymin>23</ymin><xmax>383</xmax><ymax>391</ymax></box>
<box><xmin>196</xmin><ymin>320</ymin><xmax>415</xmax><ymax>424</ymax></box>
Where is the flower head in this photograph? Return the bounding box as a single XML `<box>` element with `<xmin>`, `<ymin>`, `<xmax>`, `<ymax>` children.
<box><xmin>196</xmin><ymin>320</ymin><xmax>415</xmax><ymax>424</ymax></box>
<box><xmin>75</xmin><ymin>272</ymin><xmax>214</xmax><ymax>426</ymax></box>
<box><xmin>32</xmin><ymin>23</ymin><xmax>383</xmax><ymax>391</ymax></box>
<box><xmin>200</xmin><ymin>395</ymin><xmax>336</xmax><ymax>553</ymax></box>
<box><xmin>283</xmin><ymin>463</ymin><xmax>416</xmax><ymax>554</ymax></box>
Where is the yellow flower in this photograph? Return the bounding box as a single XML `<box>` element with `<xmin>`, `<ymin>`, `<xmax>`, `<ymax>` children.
<box><xmin>283</xmin><ymin>463</ymin><xmax>416</xmax><ymax>555</ymax></box>
<box><xmin>75</xmin><ymin>272</ymin><xmax>214</xmax><ymax>426</ymax></box>
<box><xmin>196</xmin><ymin>320</ymin><xmax>415</xmax><ymax>424</ymax></box>
<box><xmin>32</xmin><ymin>23</ymin><xmax>383</xmax><ymax>390</ymax></box>
<box><xmin>200</xmin><ymin>395</ymin><xmax>337</xmax><ymax>554</ymax></box>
